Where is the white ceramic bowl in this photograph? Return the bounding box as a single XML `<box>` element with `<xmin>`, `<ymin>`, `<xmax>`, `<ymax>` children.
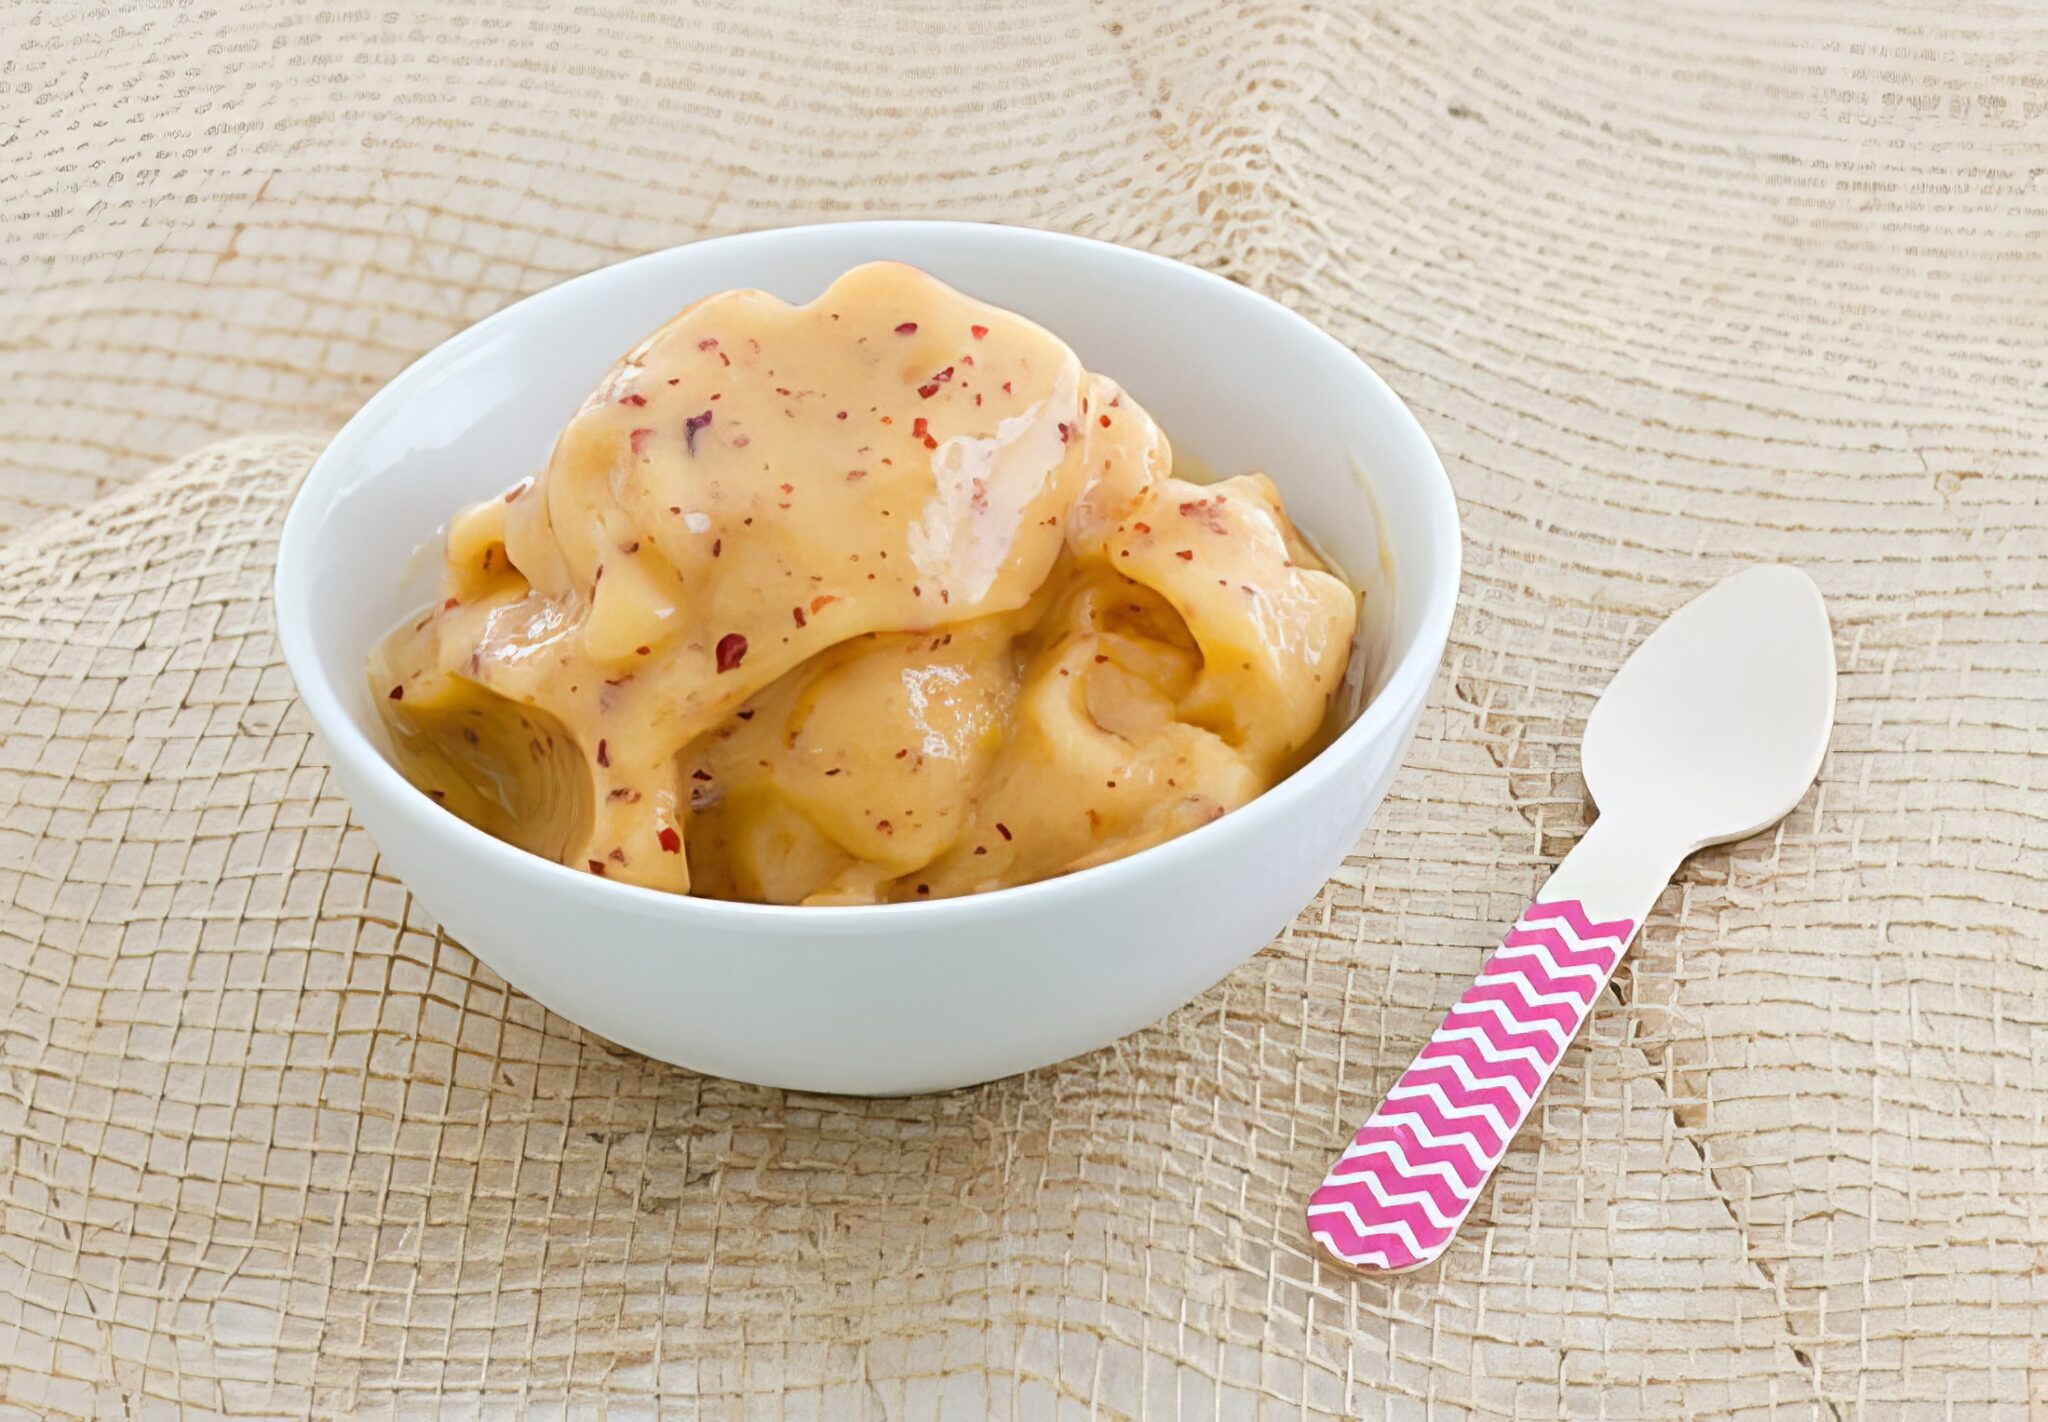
<box><xmin>275</xmin><ymin>222</ymin><xmax>1460</xmax><ymax>1095</ymax></box>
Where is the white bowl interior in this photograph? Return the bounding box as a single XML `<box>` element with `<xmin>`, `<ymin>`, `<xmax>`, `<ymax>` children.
<box><xmin>292</xmin><ymin>223</ymin><xmax>1453</xmax><ymax>822</ymax></box>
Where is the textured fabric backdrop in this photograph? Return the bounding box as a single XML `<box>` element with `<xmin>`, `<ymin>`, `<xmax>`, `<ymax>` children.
<box><xmin>2</xmin><ymin>2</ymin><xmax>2044</xmax><ymax>1418</ymax></box>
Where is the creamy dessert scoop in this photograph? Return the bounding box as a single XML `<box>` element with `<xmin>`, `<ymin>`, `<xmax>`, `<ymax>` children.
<box><xmin>371</xmin><ymin>262</ymin><xmax>1358</xmax><ymax>903</ymax></box>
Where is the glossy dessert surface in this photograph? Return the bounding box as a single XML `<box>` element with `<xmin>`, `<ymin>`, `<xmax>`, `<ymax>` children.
<box><xmin>370</xmin><ymin>262</ymin><xmax>1359</xmax><ymax>903</ymax></box>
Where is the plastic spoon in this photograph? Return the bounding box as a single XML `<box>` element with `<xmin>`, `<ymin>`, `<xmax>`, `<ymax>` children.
<box><xmin>1307</xmin><ymin>565</ymin><xmax>1836</xmax><ymax>1273</ymax></box>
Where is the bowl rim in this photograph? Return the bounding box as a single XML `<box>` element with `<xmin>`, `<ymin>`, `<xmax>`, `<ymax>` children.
<box><xmin>275</xmin><ymin>219</ymin><xmax>1462</xmax><ymax>926</ymax></box>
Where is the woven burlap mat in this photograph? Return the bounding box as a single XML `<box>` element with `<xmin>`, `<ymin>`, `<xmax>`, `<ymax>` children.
<box><xmin>3</xmin><ymin>3</ymin><xmax>2045</xmax><ymax>1418</ymax></box>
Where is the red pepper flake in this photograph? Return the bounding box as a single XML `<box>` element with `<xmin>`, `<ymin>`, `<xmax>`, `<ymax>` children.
<box><xmin>916</xmin><ymin>884</ymin><xmax>930</xmax><ymax>896</ymax></box>
<box><xmin>712</xmin><ymin>538</ymin><xmax>722</xmax><ymax>557</ymax></box>
<box><xmin>837</xmin><ymin>410</ymin><xmax>848</xmax><ymax>420</ymax></box>
<box><xmin>1094</xmin><ymin>654</ymin><xmax>1109</xmax><ymax>664</ymax></box>
<box><xmin>775</xmin><ymin>387</ymin><xmax>791</xmax><ymax>396</ymax></box>
<box><xmin>715</xmin><ymin>632</ymin><xmax>748</xmax><ymax>672</ymax></box>
<box><xmin>658</xmin><ymin>826</ymin><xmax>683</xmax><ymax>854</ymax></box>
<box><xmin>1002</xmin><ymin>381</ymin><xmax>1012</xmax><ymax>393</ymax></box>
<box><xmin>698</xmin><ymin>337</ymin><xmax>719</xmax><ymax>350</ymax></box>
<box><xmin>604</xmin><ymin>673</ymin><xmax>634</xmax><ymax>687</ymax></box>
<box><xmin>1086</xmin><ymin>809</ymin><xmax>1101</xmax><ymax>829</ymax></box>
<box><xmin>505</xmin><ymin>482</ymin><xmax>527</xmax><ymax>502</ymax></box>
<box><xmin>996</xmin><ymin>822</ymin><xmax>1013</xmax><ymax>841</ymax></box>
<box><xmin>635</xmin><ymin>645</ymin><xmax>651</xmax><ymax>656</ymax></box>
<box><xmin>846</xmin><ymin>469</ymin><xmax>867</xmax><ymax>481</ymax></box>
<box><xmin>691</xmin><ymin>769</ymin><xmax>713</xmax><ymax>783</ymax></box>
<box><xmin>1058</xmin><ymin>423</ymin><xmax>1073</xmax><ymax>444</ymax></box>
<box><xmin>917</xmin><ymin>382</ymin><xmax>939</xmax><ymax>399</ymax></box>
<box><xmin>912</xmin><ymin>416</ymin><xmax>937</xmax><ymax>450</ymax></box>
<box><xmin>780</xmin><ymin>482</ymin><xmax>794</xmax><ymax>494</ymax></box>
<box><xmin>443</xmin><ymin>597</ymin><xmax>459</xmax><ymax>610</ymax></box>
<box><xmin>684</xmin><ymin>410</ymin><xmax>713</xmax><ymax>453</ymax></box>
<box><xmin>733</xmin><ymin>434</ymin><xmax>750</xmax><ymax>448</ymax></box>
<box><xmin>970</xmin><ymin>324</ymin><xmax>988</xmax><ymax>339</ymax></box>
<box><xmin>1133</xmin><ymin>521</ymin><xmax>1151</xmax><ymax>534</ymax></box>
<box><xmin>960</xmin><ymin>354</ymin><xmax>973</xmax><ymax>366</ymax></box>
<box><xmin>588</xmin><ymin>860</ymin><xmax>607</xmax><ymax>876</ymax></box>
<box><xmin>719</xmin><ymin>352</ymin><xmax>731</xmax><ymax>366</ymax></box>
<box><xmin>596</xmin><ymin>739</ymin><xmax>610</xmax><ymax>767</ymax></box>
<box><xmin>896</xmin><ymin>748</ymin><xmax>909</xmax><ymax>759</ymax></box>
<box><xmin>810</xmin><ymin>594</ymin><xmax>837</xmax><ymax>613</ymax></box>
<box><xmin>1099</xmin><ymin>414</ymin><xmax>1112</xmax><ymax>427</ymax></box>
<box><xmin>620</xmin><ymin>540</ymin><xmax>640</xmax><ymax>553</ymax></box>
<box><xmin>974</xmin><ymin>393</ymin><xmax>982</xmax><ymax>406</ymax></box>
<box><xmin>792</xmin><ymin>606</ymin><xmax>807</xmax><ymax>627</ymax></box>
<box><xmin>736</xmin><ymin>708</ymin><xmax>754</xmax><ymax>721</ymax></box>
<box><xmin>895</xmin><ymin>322</ymin><xmax>918</xmax><ymax>334</ymax></box>
<box><xmin>609</xmin><ymin>848</ymin><xmax>627</xmax><ymax>864</ymax></box>
<box><xmin>668</xmin><ymin>377</ymin><xmax>680</xmax><ymax>385</ymax></box>
<box><xmin>620</xmin><ymin>393</ymin><xmax>647</xmax><ymax>406</ymax></box>
<box><xmin>607</xmin><ymin>787</ymin><xmax>641</xmax><ymax>802</ymax></box>
<box><xmin>388</xmin><ymin>685</ymin><xmax>404</xmax><ymax>701</ymax></box>
<box><xmin>877</xmin><ymin>819</ymin><xmax>893</xmax><ymax>834</ymax></box>
<box><xmin>1176</xmin><ymin>548</ymin><xmax>1195</xmax><ymax>560</ymax></box>
<box><xmin>630</xmin><ymin>428</ymin><xmax>654</xmax><ymax>454</ymax></box>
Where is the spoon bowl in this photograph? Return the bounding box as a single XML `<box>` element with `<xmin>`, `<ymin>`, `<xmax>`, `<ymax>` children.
<box><xmin>1583</xmin><ymin>565</ymin><xmax>1836</xmax><ymax>851</ymax></box>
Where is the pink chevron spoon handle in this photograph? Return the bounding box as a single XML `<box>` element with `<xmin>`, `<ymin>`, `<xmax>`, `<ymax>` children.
<box><xmin>1307</xmin><ymin>871</ymin><xmax>1649</xmax><ymax>1273</ymax></box>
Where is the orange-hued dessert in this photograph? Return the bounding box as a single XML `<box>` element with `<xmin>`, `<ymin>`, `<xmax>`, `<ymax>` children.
<box><xmin>370</xmin><ymin>263</ymin><xmax>1358</xmax><ymax>904</ymax></box>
